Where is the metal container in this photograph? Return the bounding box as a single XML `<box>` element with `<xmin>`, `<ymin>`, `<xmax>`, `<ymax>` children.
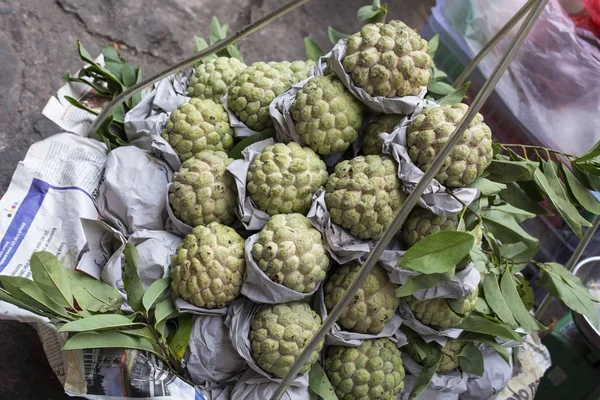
<box><xmin>572</xmin><ymin>256</ymin><xmax>600</xmax><ymax>352</ymax></box>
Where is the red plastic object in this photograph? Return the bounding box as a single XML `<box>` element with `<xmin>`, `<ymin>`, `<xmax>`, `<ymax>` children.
<box><xmin>573</xmin><ymin>0</ymin><xmax>600</xmax><ymax>37</ymax></box>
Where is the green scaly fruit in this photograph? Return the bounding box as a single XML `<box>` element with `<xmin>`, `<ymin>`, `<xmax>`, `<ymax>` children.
<box><xmin>342</xmin><ymin>20</ymin><xmax>432</xmax><ymax>98</ymax></box>
<box><xmin>362</xmin><ymin>114</ymin><xmax>403</xmax><ymax>155</ymax></box>
<box><xmin>162</xmin><ymin>98</ymin><xmax>234</xmax><ymax>162</ymax></box>
<box><xmin>404</xmin><ymin>290</ymin><xmax>478</xmax><ymax>329</ymax></box>
<box><xmin>170</xmin><ymin>222</ymin><xmax>245</xmax><ymax>309</ymax></box>
<box><xmin>188</xmin><ymin>56</ymin><xmax>247</xmax><ymax>102</ymax></box>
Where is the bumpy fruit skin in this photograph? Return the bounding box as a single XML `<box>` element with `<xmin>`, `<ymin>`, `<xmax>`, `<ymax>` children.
<box><xmin>407</xmin><ymin>103</ymin><xmax>493</xmax><ymax>188</ymax></box>
<box><xmin>169</xmin><ymin>151</ymin><xmax>236</xmax><ymax>226</ymax></box>
<box><xmin>291</xmin><ymin>75</ymin><xmax>365</xmax><ymax>156</ymax></box>
<box><xmin>170</xmin><ymin>222</ymin><xmax>245</xmax><ymax>309</ymax></box>
<box><xmin>325</xmin><ymin>155</ymin><xmax>407</xmax><ymax>240</ymax></box>
<box><xmin>252</xmin><ymin>213</ymin><xmax>329</xmax><ymax>292</ymax></box>
<box><xmin>342</xmin><ymin>20</ymin><xmax>432</xmax><ymax>98</ymax></box>
<box><xmin>404</xmin><ymin>290</ymin><xmax>478</xmax><ymax>329</ymax></box>
<box><xmin>325</xmin><ymin>263</ymin><xmax>400</xmax><ymax>334</ymax></box>
<box><xmin>227</xmin><ymin>61</ymin><xmax>294</xmax><ymax>131</ymax></box>
<box><xmin>278</xmin><ymin>60</ymin><xmax>315</xmax><ymax>82</ymax></box>
<box><xmin>250</xmin><ymin>302</ymin><xmax>324</xmax><ymax>378</ymax></box>
<box><xmin>246</xmin><ymin>142</ymin><xmax>328</xmax><ymax>215</ymax></box>
<box><xmin>403</xmin><ymin>207</ymin><xmax>458</xmax><ymax>248</ymax></box>
<box><xmin>325</xmin><ymin>338</ymin><xmax>405</xmax><ymax>400</ymax></box>
<box><xmin>161</xmin><ymin>98</ymin><xmax>234</xmax><ymax>162</ymax></box>
<box><xmin>188</xmin><ymin>57</ymin><xmax>247</xmax><ymax>102</ymax></box>
<box><xmin>405</xmin><ymin>339</ymin><xmax>465</xmax><ymax>373</ymax></box>
<box><xmin>363</xmin><ymin>114</ymin><xmax>403</xmax><ymax>155</ymax></box>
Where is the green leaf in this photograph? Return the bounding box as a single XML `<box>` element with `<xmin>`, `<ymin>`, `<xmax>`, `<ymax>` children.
<box><xmin>430</xmin><ymin>64</ymin><xmax>448</xmax><ymax>81</ymax></box>
<box><xmin>427</xmin><ymin>81</ymin><xmax>455</xmax><ymax>96</ymax></box>
<box><xmin>357</xmin><ymin>2</ymin><xmax>385</xmax><ymax>24</ymax></box>
<box><xmin>460</xmin><ymin>332</ymin><xmax>511</xmax><ymax>365</ymax></box>
<box><xmin>62</xmin><ymin>330</ymin><xmax>156</xmax><ymax>354</ymax></box>
<box><xmin>409</xmin><ymin>352</ymin><xmax>442</xmax><ymax>400</ymax></box>
<box><xmin>482</xmin><ymin>273</ymin><xmax>518</xmax><ymax>328</ymax></box>
<box><xmin>458</xmin><ymin>313</ymin><xmax>523</xmax><ymax>342</ymax></box>
<box><xmin>481</xmin><ymin>208</ymin><xmax>539</xmax><ymax>262</ymax></box>
<box><xmin>30</xmin><ymin>251</ymin><xmax>74</xmax><ymax>309</ymax></box>
<box><xmin>398</xmin><ymin>231</ymin><xmax>474</xmax><ymax>274</ymax></box>
<box><xmin>395</xmin><ymin>270</ymin><xmax>454</xmax><ymax>297</ymax></box>
<box><xmin>226</xmin><ymin>44</ymin><xmax>244</xmax><ymax>62</ymax></box>
<box><xmin>561</xmin><ymin>164</ymin><xmax>600</xmax><ymax>214</ymax></box>
<box><xmin>537</xmin><ymin>262</ymin><xmax>598</xmax><ymax>328</ymax></box>
<box><xmin>76</xmin><ymin>40</ymin><xmax>98</xmax><ymax>67</ymax></box>
<box><xmin>63</xmin><ymin>96</ymin><xmax>100</xmax><ymax>116</ymax></box>
<box><xmin>458</xmin><ymin>343</ymin><xmax>484</xmax><ymax>376</ymax></box>
<box><xmin>328</xmin><ymin>26</ymin><xmax>350</xmax><ymax>45</ymax></box>
<box><xmin>119</xmin><ymin>327</ymin><xmax>156</xmax><ymax>342</ymax></box>
<box><xmin>154</xmin><ymin>297</ymin><xmax>179</xmax><ymax>326</ymax></box>
<box><xmin>168</xmin><ymin>315</ymin><xmax>194</xmax><ymax>361</ymax></box>
<box><xmin>142</xmin><ymin>277</ymin><xmax>170</xmax><ymax>312</ymax></box>
<box><xmin>437</xmin><ymin>82</ymin><xmax>470</xmax><ymax>105</ymax></box>
<box><xmin>574</xmin><ymin>140</ymin><xmax>600</xmax><ymax>163</ymax></box>
<box><xmin>0</xmin><ymin>287</ymin><xmax>62</xmax><ymax>320</ymax></box>
<box><xmin>500</xmin><ymin>270</ymin><xmax>545</xmax><ymax>332</ymax></box>
<box><xmin>123</xmin><ymin>243</ymin><xmax>145</xmax><ymax>313</ymax></box>
<box><xmin>0</xmin><ymin>275</ymin><xmax>73</xmax><ymax>319</ymax></box>
<box><xmin>486</xmin><ymin>159</ymin><xmax>539</xmax><ymax>183</ymax></box>
<box><xmin>101</xmin><ymin>45</ymin><xmax>121</xmax><ymax>63</ymax></box>
<box><xmin>470</xmin><ymin>177</ymin><xmax>507</xmax><ymax>196</ymax></box>
<box><xmin>499</xmin><ymin>182</ymin><xmax>553</xmax><ymax>216</ymax></box>
<box><xmin>59</xmin><ymin>314</ymin><xmax>143</xmax><ymax>333</ymax></box>
<box><xmin>210</xmin><ymin>16</ymin><xmax>225</xmax><ymax>44</ymax></box>
<box><xmin>227</xmin><ymin>131</ymin><xmax>275</xmax><ymax>159</ymax></box>
<box><xmin>534</xmin><ymin>167</ymin><xmax>591</xmax><ymax>238</ymax></box>
<box><xmin>194</xmin><ymin>36</ymin><xmax>209</xmax><ymax>53</ymax></box>
<box><xmin>304</xmin><ymin>37</ymin><xmax>324</xmax><ymax>62</ymax></box>
<box><xmin>428</xmin><ymin>34</ymin><xmax>439</xmax><ymax>57</ymax></box>
<box><xmin>67</xmin><ymin>270</ymin><xmax>124</xmax><ymax>313</ymax></box>
<box><xmin>309</xmin><ymin>362</ymin><xmax>337</xmax><ymax>400</ymax></box>
<box><xmin>475</xmin><ymin>297</ymin><xmax>491</xmax><ymax>314</ymax></box>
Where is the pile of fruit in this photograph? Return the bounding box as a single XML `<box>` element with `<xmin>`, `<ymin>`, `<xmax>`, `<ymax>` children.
<box><xmin>2</xmin><ymin>2</ymin><xmax>600</xmax><ymax>400</ymax></box>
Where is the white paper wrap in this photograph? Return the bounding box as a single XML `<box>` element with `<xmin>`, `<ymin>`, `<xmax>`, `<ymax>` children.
<box><xmin>241</xmin><ymin>234</ymin><xmax>322</xmax><ymax>304</ymax></box>
<box><xmin>462</xmin><ymin>345</ymin><xmax>513</xmax><ymax>400</ymax></box>
<box><xmin>381</xmin><ymin>115</ymin><xmax>480</xmax><ymax>216</ymax></box>
<box><xmin>123</xmin><ymin>71</ymin><xmax>192</xmax><ymax>172</ymax></box>
<box><xmin>318</xmin><ymin>41</ymin><xmax>427</xmax><ymax>115</ymax></box>
<box><xmin>268</xmin><ymin>77</ymin><xmax>348</xmax><ymax>169</ymax></box>
<box><xmin>401</xmin><ymin>354</ymin><xmax>469</xmax><ymax>399</ymax></box>
<box><xmin>226</xmin><ymin>139</ymin><xmax>275</xmax><ymax>231</ymax></box>
<box><xmin>221</xmin><ymin>94</ymin><xmax>266</xmax><ymax>138</ymax></box>
<box><xmin>313</xmin><ymin>286</ymin><xmax>405</xmax><ymax>347</ymax></box>
<box><xmin>225</xmin><ymin>299</ymin><xmax>311</xmax><ymax>400</ymax></box>
<box><xmin>97</xmin><ymin>146</ymin><xmax>173</xmax><ymax>235</ymax></box>
<box><xmin>184</xmin><ymin>314</ymin><xmax>247</xmax><ymax>387</ymax></box>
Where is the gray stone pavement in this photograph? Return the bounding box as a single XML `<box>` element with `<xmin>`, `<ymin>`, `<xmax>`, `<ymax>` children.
<box><xmin>0</xmin><ymin>0</ymin><xmax>434</xmax><ymax>398</ymax></box>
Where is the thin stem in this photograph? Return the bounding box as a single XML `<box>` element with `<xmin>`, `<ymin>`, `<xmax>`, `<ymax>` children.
<box><xmin>501</xmin><ymin>143</ymin><xmax>575</xmax><ymax>161</ymax></box>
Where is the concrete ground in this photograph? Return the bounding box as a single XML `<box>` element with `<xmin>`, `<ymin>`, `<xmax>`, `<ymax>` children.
<box><xmin>0</xmin><ymin>0</ymin><xmax>434</xmax><ymax>398</ymax></box>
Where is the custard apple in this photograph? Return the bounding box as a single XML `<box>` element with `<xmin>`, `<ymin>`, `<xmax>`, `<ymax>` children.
<box><xmin>252</xmin><ymin>213</ymin><xmax>329</xmax><ymax>292</ymax></box>
<box><xmin>161</xmin><ymin>98</ymin><xmax>234</xmax><ymax>162</ymax></box>
<box><xmin>227</xmin><ymin>61</ymin><xmax>294</xmax><ymax>131</ymax></box>
<box><xmin>363</xmin><ymin>114</ymin><xmax>403</xmax><ymax>155</ymax></box>
<box><xmin>406</xmin><ymin>103</ymin><xmax>493</xmax><ymax>187</ymax></box>
<box><xmin>291</xmin><ymin>74</ymin><xmax>365</xmax><ymax>156</ymax></box>
<box><xmin>170</xmin><ymin>222</ymin><xmax>245</xmax><ymax>309</ymax></box>
<box><xmin>342</xmin><ymin>20</ymin><xmax>432</xmax><ymax>98</ymax></box>
<box><xmin>404</xmin><ymin>290</ymin><xmax>478</xmax><ymax>329</ymax></box>
<box><xmin>403</xmin><ymin>207</ymin><xmax>458</xmax><ymax>248</ymax></box>
<box><xmin>188</xmin><ymin>57</ymin><xmax>247</xmax><ymax>102</ymax></box>
<box><xmin>325</xmin><ymin>262</ymin><xmax>400</xmax><ymax>334</ymax></box>
<box><xmin>249</xmin><ymin>301</ymin><xmax>324</xmax><ymax>378</ymax></box>
<box><xmin>404</xmin><ymin>339</ymin><xmax>465</xmax><ymax>373</ymax></box>
<box><xmin>325</xmin><ymin>338</ymin><xmax>405</xmax><ymax>400</ymax></box>
<box><xmin>325</xmin><ymin>155</ymin><xmax>407</xmax><ymax>240</ymax></box>
<box><xmin>169</xmin><ymin>150</ymin><xmax>236</xmax><ymax>226</ymax></box>
<box><xmin>278</xmin><ymin>60</ymin><xmax>315</xmax><ymax>82</ymax></box>
<box><xmin>246</xmin><ymin>142</ymin><xmax>328</xmax><ymax>215</ymax></box>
